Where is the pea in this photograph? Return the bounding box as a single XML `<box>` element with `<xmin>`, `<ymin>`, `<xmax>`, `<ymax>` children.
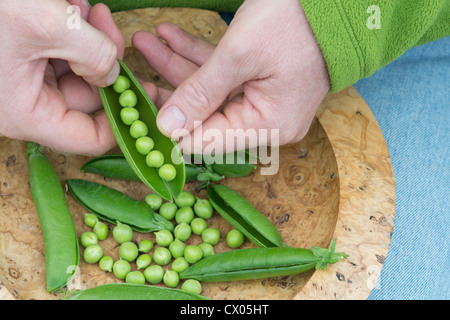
<box><xmin>84</xmin><ymin>213</ymin><xmax>99</xmax><ymax>228</ymax></box>
<box><xmin>163</xmin><ymin>270</ymin><xmax>179</xmax><ymax>288</ymax></box>
<box><xmin>119</xmin><ymin>241</ymin><xmax>139</xmax><ymax>262</ymax></box>
<box><xmin>113</xmin><ymin>221</ymin><xmax>133</xmax><ymax>244</ymax></box>
<box><xmin>175</xmin><ymin>207</ymin><xmax>194</xmax><ymax>224</ymax></box>
<box><xmin>144</xmin><ymin>265</ymin><xmax>164</xmax><ymax>284</ymax></box>
<box><xmin>112</xmin><ymin>75</ymin><xmax>131</xmax><ymax>94</ymax></box>
<box><xmin>159</xmin><ymin>202</ymin><xmax>178</xmax><ymax>220</ymax></box>
<box><xmin>201</xmin><ymin>228</ymin><xmax>220</xmax><ymax>245</ymax></box>
<box><xmin>226</xmin><ymin>229</ymin><xmax>245</xmax><ymax>249</ymax></box>
<box><xmin>144</xmin><ymin>193</ymin><xmax>163</xmax><ymax>210</ymax></box>
<box><xmin>126</xmin><ymin>271</ymin><xmax>146</xmax><ymax>285</ymax></box>
<box><xmin>169</xmin><ymin>239</ymin><xmax>186</xmax><ymax>259</ymax></box>
<box><xmin>136</xmin><ymin>254</ymin><xmax>152</xmax><ymax>270</ymax></box>
<box><xmin>119</xmin><ymin>89</ymin><xmax>137</xmax><ymax>107</ymax></box>
<box><xmin>193</xmin><ymin>198</ymin><xmax>213</xmax><ymax>219</ymax></box>
<box><xmin>181</xmin><ymin>279</ymin><xmax>202</xmax><ymax>295</ymax></box>
<box><xmin>130</xmin><ymin>120</ymin><xmax>148</xmax><ymax>139</ymax></box>
<box><xmin>138</xmin><ymin>240</ymin><xmax>154</xmax><ymax>253</ymax></box>
<box><xmin>153</xmin><ymin>247</ymin><xmax>172</xmax><ymax>266</ymax></box>
<box><xmin>80</xmin><ymin>231</ymin><xmax>98</xmax><ymax>248</ymax></box>
<box><xmin>155</xmin><ymin>229</ymin><xmax>174</xmax><ymax>247</ymax></box>
<box><xmin>135</xmin><ymin>136</ymin><xmax>154</xmax><ymax>155</ymax></box>
<box><xmin>145</xmin><ymin>150</ymin><xmax>165</xmax><ymax>168</ymax></box>
<box><xmin>198</xmin><ymin>243</ymin><xmax>215</xmax><ymax>258</ymax></box>
<box><xmin>113</xmin><ymin>259</ymin><xmax>131</xmax><ymax>280</ymax></box>
<box><xmin>83</xmin><ymin>244</ymin><xmax>103</xmax><ymax>264</ymax></box>
<box><xmin>93</xmin><ymin>221</ymin><xmax>109</xmax><ymax>241</ymax></box>
<box><xmin>175</xmin><ymin>191</ymin><xmax>195</xmax><ymax>207</ymax></box>
<box><xmin>120</xmin><ymin>107</ymin><xmax>140</xmax><ymax>126</ymax></box>
<box><xmin>184</xmin><ymin>245</ymin><xmax>203</xmax><ymax>264</ymax></box>
<box><xmin>98</xmin><ymin>255</ymin><xmax>114</xmax><ymax>272</ymax></box>
<box><xmin>171</xmin><ymin>257</ymin><xmax>190</xmax><ymax>273</ymax></box>
<box><xmin>174</xmin><ymin>222</ymin><xmax>192</xmax><ymax>242</ymax></box>
<box><xmin>190</xmin><ymin>218</ymin><xmax>207</xmax><ymax>236</ymax></box>
<box><xmin>158</xmin><ymin>164</ymin><xmax>177</xmax><ymax>182</ymax></box>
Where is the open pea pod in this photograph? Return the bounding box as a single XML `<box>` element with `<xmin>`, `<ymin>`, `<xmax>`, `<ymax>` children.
<box><xmin>207</xmin><ymin>184</ymin><xmax>284</xmax><ymax>247</ymax></box>
<box><xmin>100</xmin><ymin>59</ymin><xmax>185</xmax><ymax>201</ymax></box>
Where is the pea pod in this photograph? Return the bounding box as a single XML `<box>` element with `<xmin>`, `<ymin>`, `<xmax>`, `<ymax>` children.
<box><xmin>27</xmin><ymin>143</ymin><xmax>79</xmax><ymax>293</ymax></box>
<box><xmin>66</xmin><ymin>179</ymin><xmax>173</xmax><ymax>232</ymax></box>
<box><xmin>68</xmin><ymin>283</ymin><xmax>209</xmax><ymax>300</ymax></box>
<box><xmin>100</xmin><ymin>59</ymin><xmax>185</xmax><ymax>201</ymax></box>
<box><xmin>206</xmin><ymin>150</ymin><xmax>257</xmax><ymax>178</ymax></box>
<box><xmin>180</xmin><ymin>240</ymin><xmax>348</xmax><ymax>282</ymax></box>
<box><xmin>207</xmin><ymin>184</ymin><xmax>284</xmax><ymax>247</ymax></box>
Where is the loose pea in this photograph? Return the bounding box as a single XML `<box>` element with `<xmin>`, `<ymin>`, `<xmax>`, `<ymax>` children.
<box><xmin>136</xmin><ymin>254</ymin><xmax>152</xmax><ymax>270</ymax></box>
<box><xmin>159</xmin><ymin>202</ymin><xmax>178</xmax><ymax>220</ymax></box>
<box><xmin>112</xmin><ymin>75</ymin><xmax>130</xmax><ymax>94</ymax></box>
<box><xmin>153</xmin><ymin>247</ymin><xmax>172</xmax><ymax>266</ymax></box>
<box><xmin>93</xmin><ymin>221</ymin><xmax>109</xmax><ymax>240</ymax></box>
<box><xmin>120</xmin><ymin>107</ymin><xmax>139</xmax><ymax>126</ymax></box>
<box><xmin>174</xmin><ymin>222</ymin><xmax>192</xmax><ymax>242</ymax></box>
<box><xmin>84</xmin><ymin>213</ymin><xmax>98</xmax><ymax>228</ymax></box>
<box><xmin>184</xmin><ymin>245</ymin><xmax>203</xmax><ymax>264</ymax></box>
<box><xmin>135</xmin><ymin>136</ymin><xmax>154</xmax><ymax>155</ymax></box>
<box><xmin>119</xmin><ymin>241</ymin><xmax>139</xmax><ymax>262</ymax></box>
<box><xmin>144</xmin><ymin>265</ymin><xmax>164</xmax><ymax>284</ymax></box>
<box><xmin>193</xmin><ymin>198</ymin><xmax>213</xmax><ymax>219</ymax></box>
<box><xmin>190</xmin><ymin>218</ymin><xmax>207</xmax><ymax>235</ymax></box>
<box><xmin>113</xmin><ymin>259</ymin><xmax>131</xmax><ymax>280</ymax></box>
<box><xmin>113</xmin><ymin>221</ymin><xmax>133</xmax><ymax>244</ymax></box>
<box><xmin>158</xmin><ymin>164</ymin><xmax>177</xmax><ymax>182</ymax></box>
<box><xmin>80</xmin><ymin>231</ymin><xmax>98</xmax><ymax>248</ymax></box>
<box><xmin>130</xmin><ymin>120</ymin><xmax>148</xmax><ymax>139</ymax></box>
<box><xmin>98</xmin><ymin>255</ymin><xmax>114</xmax><ymax>272</ymax></box>
<box><xmin>145</xmin><ymin>150</ymin><xmax>164</xmax><ymax>168</ymax></box>
<box><xmin>198</xmin><ymin>243</ymin><xmax>215</xmax><ymax>258</ymax></box>
<box><xmin>171</xmin><ymin>257</ymin><xmax>190</xmax><ymax>273</ymax></box>
<box><xmin>119</xmin><ymin>89</ymin><xmax>137</xmax><ymax>108</ymax></box>
<box><xmin>169</xmin><ymin>239</ymin><xmax>186</xmax><ymax>258</ymax></box>
<box><xmin>138</xmin><ymin>240</ymin><xmax>154</xmax><ymax>253</ymax></box>
<box><xmin>175</xmin><ymin>207</ymin><xmax>194</xmax><ymax>224</ymax></box>
<box><xmin>155</xmin><ymin>229</ymin><xmax>174</xmax><ymax>247</ymax></box>
<box><xmin>163</xmin><ymin>270</ymin><xmax>179</xmax><ymax>288</ymax></box>
<box><xmin>144</xmin><ymin>193</ymin><xmax>163</xmax><ymax>210</ymax></box>
<box><xmin>83</xmin><ymin>244</ymin><xmax>103</xmax><ymax>264</ymax></box>
<box><xmin>226</xmin><ymin>229</ymin><xmax>245</xmax><ymax>249</ymax></box>
<box><xmin>181</xmin><ymin>279</ymin><xmax>202</xmax><ymax>295</ymax></box>
<box><xmin>175</xmin><ymin>191</ymin><xmax>195</xmax><ymax>207</ymax></box>
<box><xmin>201</xmin><ymin>228</ymin><xmax>220</xmax><ymax>245</ymax></box>
<box><xmin>126</xmin><ymin>271</ymin><xmax>146</xmax><ymax>284</ymax></box>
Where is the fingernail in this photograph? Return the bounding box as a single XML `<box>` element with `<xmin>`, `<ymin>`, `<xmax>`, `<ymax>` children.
<box><xmin>158</xmin><ymin>105</ymin><xmax>186</xmax><ymax>135</ymax></box>
<box><xmin>82</xmin><ymin>0</ymin><xmax>91</xmax><ymax>8</ymax></box>
<box><xmin>106</xmin><ymin>61</ymin><xmax>120</xmax><ymax>86</ymax></box>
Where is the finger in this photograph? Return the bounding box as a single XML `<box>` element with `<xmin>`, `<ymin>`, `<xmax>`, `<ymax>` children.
<box><xmin>58</xmin><ymin>73</ymin><xmax>102</xmax><ymax>113</ymax></box>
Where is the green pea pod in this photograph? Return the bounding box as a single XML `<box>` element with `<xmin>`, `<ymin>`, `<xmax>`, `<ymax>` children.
<box><xmin>207</xmin><ymin>184</ymin><xmax>284</xmax><ymax>247</ymax></box>
<box><xmin>68</xmin><ymin>283</ymin><xmax>209</xmax><ymax>300</ymax></box>
<box><xmin>207</xmin><ymin>151</ymin><xmax>257</xmax><ymax>178</ymax></box>
<box><xmin>100</xmin><ymin>59</ymin><xmax>185</xmax><ymax>201</ymax></box>
<box><xmin>27</xmin><ymin>143</ymin><xmax>79</xmax><ymax>293</ymax></box>
<box><xmin>66</xmin><ymin>179</ymin><xmax>173</xmax><ymax>232</ymax></box>
<box><xmin>180</xmin><ymin>240</ymin><xmax>349</xmax><ymax>282</ymax></box>
<box><xmin>80</xmin><ymin>154</ymin><xmax>140</xmax><ymax>181</ymax></box>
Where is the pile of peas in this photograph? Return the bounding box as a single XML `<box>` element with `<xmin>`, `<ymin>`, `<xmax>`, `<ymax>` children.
<box><xmin>79</xmin><ymin>190</ymin><xmax>245</xmax><ymax>295</ymax></box>
<box><xmin>113</xmin><ymin>75</ymin><xmax>177</xmax><ymax>182</ymax></box>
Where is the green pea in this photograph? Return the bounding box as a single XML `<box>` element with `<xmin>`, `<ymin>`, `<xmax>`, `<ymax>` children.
<box><xmin>83</xmin><ymin>244</ymin><xmax>103</xmax><ymax>264</ymax></box>
<box><xmin>113</xmin><ymin>221</ymin><xmax>133</xmax><ymax>244</ymax></box>
<box><xmin>174</xmin><ymin>222</ymin><xmax>191</xmax><ymax>242</ymax></box>
<box><xmin>175</xmin><ymin>191</ymin><xmax>195</xmax><ymax>207</ymax></box>
<box><xmin>93</xmin><ymin>221</ymin><xmax>109</xmax><ymax>240</ymax></box>
<box><xmin>153</xmin><ymin>247</ymin><xmax>172</xmax><ymax>266</ymax></box>
<box><xmin>120</xmin><ymin>107</ymin><xmax>139</xmax><ymax>126</ymax></box>
<box><xmin>158</xmin><ymin>164</ymin><xmax>177</xmax><ymax>182</ymax></box>
<box><xmin>171</xmin><ymin>257</ymin><xmax>190</xmax><ymax>273</ymax></box>
<box><xmin>198</xmin><ymin>243</ymin><xmax>215</xmax><ymax>258</ymax></box>
<box><xmin>119</xmin><ymin>241</ymin><xmax>139</xmax><ymax>262</ymax></box>
<box><xmin>163</xmin><ymin>270</ymin><xmax>179</xmax><ymax>288</ymax></box>
<box><xmin>201</xmin><ymin>228</ymin><xmax>220</xmax><ymax>245</ymax></box>
<box><xmin>119</xmin><ymin>89</ymin><xmax>137</xmax><ymax>107</ymax></box>
<box><xmin>138</xmin><ymin>239</ymin><xmax>154</xmax><ymax>253</ymax></box>
<box><xmin>130</xmin><ymin>120</ymin><xmax>148</xmax><ymax>139</ymax></box>
<box><xmin>126</xmin><ymin>271</ymin><xmax>146</xmax><ymax>284</ymax></box>
<box><xmin>144</xmin><ymin>265</ymin><xmax>164</xmax><ymax>284</ymax></box>
<box><xmin>159</xmin><ymin>202</ymin><xmax>178</xmax><ymax>220</ymax></box>
<box><xmin>144</xmin><ymin>193</ymin><xmax>163</xmax><ymax>210</ymax></box>
<box><xmin>112</xmin><ymin>75</ymin><xmax>131</xmax><ymax>94</ymax></box>
<box><xmin>145</xmin><ymin>150</ymin><xmax>165</xmax><ymax>168</ymax></box>
<box><xmin>226</xmin><ymin>229</ymin><xmax>245</xmax><ymax>249</ymax></box>
<box><xmin>80</xmin><ymin>231</ymin><xmax>98</xmax><ymax>248</ymax></box>
<box><xmin>135</xmin><ymin>136</ymin><xmax>154</xmax><ymax>155</ymax></box>
<box><xmin>155</xmin><ymin>229</ymin><xmax>174</xmax><ymax>247</ymax></box>
<box><xmin>184</xmin><ymin>245</ymin><xmax>203</xmax><ymax>264</ymax></box>
<box><xmin>113</xmin><ymin>259</ymin><xmax>131</xmax><ymax>280</ymax></box>
<box><xmin>190</xmin><ymin>218</ymin><xmax>207</xmax><ymax>235</ymax></box>
<box><xmin>175</xmin><ymin>207</ymin><xmax>194</xmax><ymax>224</ymax></box>
<box><xmin>169</xmin><ymin>239</ymin><xmax>186</xmax><ymax>259</ymax></box>
<box><xmin>84</xmin><ymin>213</ymin><xmax>99</xmax><ymax>228</ymax></box>
<box><xmin>193</xmin><ymin>198</ymin><xmax>213</xmax><ymax>219</ymax></box>
<box><xmin>98</xmin><ymin>255</ymin><xmax>114</xmax><ymax>272</ymax></box>
<box><xmin>136</xmin><ymin>254</ymin><xmax>152</xmax><ymax>270</ymax></box>
<box><xmin>181</xmin><ymin>279</ymin><xmax>202</xmax><ymax>295</ymax></box>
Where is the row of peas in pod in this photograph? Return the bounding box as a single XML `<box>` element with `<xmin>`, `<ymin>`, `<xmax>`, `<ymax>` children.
<box><xmin>79</xmin><ymin>190</ymin><xmax>245</xmax><ymax>295</ymax></box>
<box><xmin>113</xmin><ymin>75</ymin><xmax>177</xmax><ymax>182</ymax></box>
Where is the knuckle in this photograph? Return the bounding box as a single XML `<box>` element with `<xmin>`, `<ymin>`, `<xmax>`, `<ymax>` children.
<box><xmin>182</xmin><ymin>81</ymin><xmax>212</xmax><ymax>112</ymax></box>
<box><xmin>92</xmin><ymin>38</ymin><xmax>117</xmax><ymax>76</ymax></box>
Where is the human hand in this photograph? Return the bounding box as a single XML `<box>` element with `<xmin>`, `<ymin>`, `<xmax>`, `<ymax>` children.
<box><xmin>0</xmin><ymin>0</ymin><xmax>125</xmax><ymax>155</ymax></box>
<box><xmin>133</xmin><ymin>0</ymin><xmax>330</xmax><ymax>154</ymax></box>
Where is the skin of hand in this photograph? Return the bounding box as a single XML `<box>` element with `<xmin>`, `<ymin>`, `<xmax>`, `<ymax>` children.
<box><xmin>0</xmin><ymin>0</ymin><xmax>126</xmax><ymax>155</ymax></box>
<box><xmin>133</xmin><ymin>0</ymin><xmax>330</xmax><ymax>154</ymax></box>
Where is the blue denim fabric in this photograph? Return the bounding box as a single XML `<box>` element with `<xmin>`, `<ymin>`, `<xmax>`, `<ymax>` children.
<box><xmin>354</xmin><ymin>37</ymin><xmax>450</xmax><ymax>300</ymax></box>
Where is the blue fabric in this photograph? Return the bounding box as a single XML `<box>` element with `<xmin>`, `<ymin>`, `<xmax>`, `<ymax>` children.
<box><xmin>354</xmin><ymin>36</ymin><xmax>450</xmax><ymax>300</ymax></box>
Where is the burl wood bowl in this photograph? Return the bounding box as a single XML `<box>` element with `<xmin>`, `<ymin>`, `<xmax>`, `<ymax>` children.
<box><xmin>0</xmin><ymin>8</ymin><xmax>395</xmax><ymax>300</ymax></box>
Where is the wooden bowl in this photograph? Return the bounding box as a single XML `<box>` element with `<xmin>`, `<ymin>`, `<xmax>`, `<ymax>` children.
<box><xmin>0</xmin><ymin>8</ymin><xmax>395</xmax><ymax>300</ymax></box>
